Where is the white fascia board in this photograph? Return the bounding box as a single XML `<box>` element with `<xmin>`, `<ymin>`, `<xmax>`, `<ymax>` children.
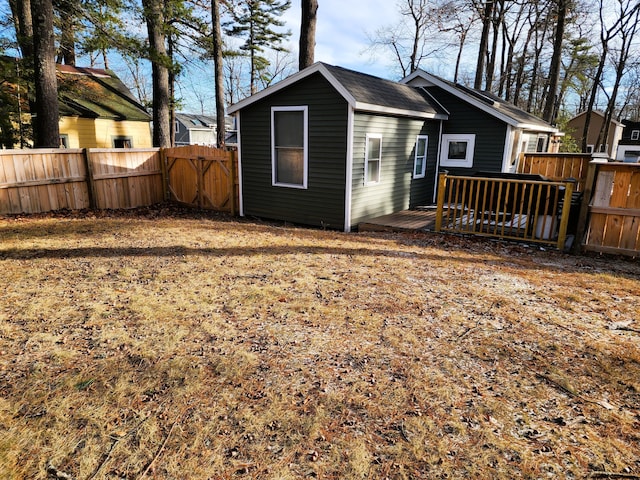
<box><xmin>355</xmin><ymin>102</ymin><xmax>447</xmax><ymax>120</ymax></box>
<box><xmin>227</xmin><ymin>63</ymin><xmax>357</xmax><ymax>114</ymax></box>
<box><xmin>402</xmin><ymin>70</ymin><xmax>556</xmax><ymax>132</ymax></box>
<box><xmin>519</xmin><ymin>123</ymin><xmax>558</xmax><ymax>133</ymax></box>
<box><xmin>344</xmin><ymin>106</ymin><xmax>355</xmax><ymax>232</ymax></box>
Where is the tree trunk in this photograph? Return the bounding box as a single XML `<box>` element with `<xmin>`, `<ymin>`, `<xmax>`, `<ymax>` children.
<box><xmin>474</xmin><ymin>0</ymin><xmax>493</xmax><ymax>90</ymax></box>
<box><xmin>597</xmin><ymin>5</ymin><xmax>640</xmax><ymax>151</ymax></box>
<box><xmin>299</xmin><ymin>0</ymin><xmax>318</xmax><ymax>70</ymax></box>
<box><xmin>31</xmin><ymin>0</ymin><xmax>60</xmax><ymax>148</ymax></box>
<box><xmin>9</xmin><ymin>0</ymin><xmax>34</xmax><ymax>60</ymax></box>
<box><xmin>58</xmin><ymin>16</ymin><xmax>77</xmax><ymax>65</ymax></box>
<box><xmin>542</xmin><ymin>0</ymin><xmax>567</xmax><ymax>123</ymax></box>
<box><xmin>142</xmin><ymin>0</ymin><xmax>171</xmax><ymax>148</ymax></box>
<box><xmin>212</xmin><ymin>0</ymin><xmax>226</xmax><ymax>147</ymax></box>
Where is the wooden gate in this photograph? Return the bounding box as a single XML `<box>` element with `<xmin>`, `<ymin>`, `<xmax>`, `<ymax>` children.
<box><xmin>583</xmin><ymin>162</ymin><xmax>640</xmax><ymax>256</ymax></box>
<box><xmin>165</xmin><ymin>146</ymin><xmax>237</xmax><ymax>214</ymax></box>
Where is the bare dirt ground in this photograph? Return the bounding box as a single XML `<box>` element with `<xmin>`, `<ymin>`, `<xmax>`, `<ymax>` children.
<box><xmin>0</xmin><ymin>206</ymin><xmax>639</xmax><ymax>479</ymax></box>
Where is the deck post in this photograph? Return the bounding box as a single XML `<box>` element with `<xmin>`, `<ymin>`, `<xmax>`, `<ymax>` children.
<box><xmin>556</xmin><ymin>180</ymin><xmax>575</xmax><ymax>250</ymax></box>
<box><xmin>435</xmin><ymin>171</ymin><xmax>448</xmax><ymax>232</ymax></box>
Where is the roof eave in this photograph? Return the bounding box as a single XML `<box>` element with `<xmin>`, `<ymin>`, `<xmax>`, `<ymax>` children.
<box><xmin>355</xmin><ymin>102</ymin><xmax>447</xmax><ymax>120</ymax></box>
<box><xmin>402</xmin><ymin>70</ymin><xmax>555</xmax><ymax>131</ymax></box>
<box><xmin>518</xmin><ymin>123</ymin><xmax>559</xmax><ymax>133</ymax></box>
<box><xmin>227</xmin><ymin>63</ymin><xmax>357</xmax><ymax>114</ymax></box>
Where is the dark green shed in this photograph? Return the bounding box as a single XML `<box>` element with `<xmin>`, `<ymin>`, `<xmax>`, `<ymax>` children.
<box><xmin>228</xmin><ymin>63</ymin><xmax>447</xmax><ymax>232</ymax></box>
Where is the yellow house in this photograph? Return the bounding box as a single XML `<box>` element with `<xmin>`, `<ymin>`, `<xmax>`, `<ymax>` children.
<box><xmin>57</xmin><ymin>65</ymin><xmax>152</xmax><ymax>148</ymax></box>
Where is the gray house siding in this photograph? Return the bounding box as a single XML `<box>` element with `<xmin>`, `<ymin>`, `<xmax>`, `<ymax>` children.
<box><xmin>427</xmin><ymin>87</ymin><xmax>508</xmax><ymax>175</ymax></box>
<box><xmin>239</xmin><ymin>73</ymin><xmax>349</xmax><ymax>229</ymax></box>
<box><xmin>350</xmin><ymin>113</ymin><xmax>438</xmax><ymax>226</ymax></box>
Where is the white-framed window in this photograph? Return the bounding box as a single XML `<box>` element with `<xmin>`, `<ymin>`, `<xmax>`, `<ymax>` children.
<box><xmin>365</xmin><ymin>133</ymin><xmax>382</xmax><ymax>184</ymax></box>
<box><xmin>59</xmin><ymin>134</ymin><xmax>69</xmax><ymax>148</ymax></box>
<box><xmin>586</xmin><ymin>144</ymin><xmax>594</xmax><ymax>153</ymax></box>
<box><xmin>271</xmin><ymin>106</ymin><xmax>308</xmax><ymax>189</ymax></box>
<box><xmin>413</xmin><ymin>135</ymin><xmax>428</xmax><ymax>178</ymax></box>
<box><xmin>440</xmin><ymin>133</ymin><xmax>475</xmax><ymax>168</ymax></box>
<box><xmin>631</xmin><ymin>130</ymin><xmax>639</xmax><ymax>141</ymax></box>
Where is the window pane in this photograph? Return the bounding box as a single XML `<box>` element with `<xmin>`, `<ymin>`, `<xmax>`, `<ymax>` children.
<box><xmin>275</xmin><ymin>111</ymin><xmax>303</xmax><ymax>147</ymax></box>
<box><xmin>448</xmin><ymin>141</ymin><xmax>467</xmax><ymax>159</ymax></box>
<box><xmin>367</xmin><ymin>159</ymin><xmax>380</xmax><ymax>183</ymax></box>
<box><xmin>276</xmin><ymin>148</ymin><xmax>304</xmax><ymax>185</ymax></box>
<box><xmin>414</xmin><ymin>157</ymin><xmax>424</xmax><ymax>176</ymax></box>
<box><xmin>417</xmin><ymin>138</ymin><xmax>426</xmax><ymax>157</ymax></box>
<box><xmin>368</xmin><ymin>137</ymin><xmax>381</xmax><ymax>159</ymax></box>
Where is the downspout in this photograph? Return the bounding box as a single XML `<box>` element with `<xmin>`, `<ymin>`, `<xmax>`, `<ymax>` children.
<box><xmin>433</xmin><ymin>119</ymin><xmax>444</xmax><ymax>204</ymax></box>
<box><xmin>344</xmin><ymin>106</ymin><xmax>355</xmax><ymax>232</ymax></box>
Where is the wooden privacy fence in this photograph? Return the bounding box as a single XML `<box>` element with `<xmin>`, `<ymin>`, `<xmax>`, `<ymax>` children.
<box><xmin>0</xmin><ymin>148</ymin><xmax>164</xmax><ymax>214</ymax></box>
<box><xmin>0</xmin><ymin>146</ymin><xmax>236</xmax><ymax>215</ymax></box>
<box><xmin>518</xmin><ymin>152</ymin><xmax>591</xmax><ymax>193</ymax></box>
<box><xmin>165</xmin><ymin>145</ymin><xmax>237</xmax><ymax>214</ymax></box>
<box><xmin>583</xmin><ymin>162</ymin><xmax>640</xmax><ymax>256</ymax></box>
<box><xmin>435</xmin><ymin>172</ymin><xmax>575</xmax><ymax>249</ymax></box>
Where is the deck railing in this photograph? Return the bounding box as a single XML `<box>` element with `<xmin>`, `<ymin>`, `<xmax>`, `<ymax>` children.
<box><xmin>435</xmin><ymin>172</ymin><xmax>575</xmax><ymax>249</ymax></box>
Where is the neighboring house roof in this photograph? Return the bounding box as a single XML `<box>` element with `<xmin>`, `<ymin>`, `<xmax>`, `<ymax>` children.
<box><xmin>401</xmin><ymin>69</ymin><xmax>557</xmax><ymax>132</ymax></box>
<box><xmin>228</xmin><ymin>62</ymin><xmax>448</xmax><ymax>120</ymax></box>
<box><xmin>57</xmin><ymin>65</ymin><xmax>151</xmax><ymax>122</ymax></box>
<box><xmin>176</xmin><ymin>112</ymin><xmax>217</xmax><ymax>129</ymax></box>
<box><xmin>569</xmin><ymin>110</ymin><xmax>624</xmax><ymax>125</ymax></box>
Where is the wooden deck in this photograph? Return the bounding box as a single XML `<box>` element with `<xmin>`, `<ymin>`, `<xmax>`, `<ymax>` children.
<box><xmin>358</xmin><ymin>208</ymin><xmax>438</xmax><ymax>232</ymax></box>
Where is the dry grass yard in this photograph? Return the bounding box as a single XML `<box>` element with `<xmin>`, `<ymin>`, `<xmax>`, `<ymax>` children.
<box><xmin>0</xmin><ymin>207</ymin><xmax>639</xmax><ymax>480</ymax></box>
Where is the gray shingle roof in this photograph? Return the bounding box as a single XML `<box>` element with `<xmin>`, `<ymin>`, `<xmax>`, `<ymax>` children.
<box><xmin>228</xmin><ymin>62</ymin><xmax>447</xmax><ymax>119</ymax></box>
<box><xmin>320</xmin><ymin>63</ymin><xmax>445</xmax><ymax>118</ymax></box>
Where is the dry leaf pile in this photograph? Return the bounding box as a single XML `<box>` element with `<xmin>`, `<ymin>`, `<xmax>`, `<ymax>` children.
<box><xmin>0</xmin><ymin>207</ymin><xmax>639</xmax><ymax>479</ymax></box>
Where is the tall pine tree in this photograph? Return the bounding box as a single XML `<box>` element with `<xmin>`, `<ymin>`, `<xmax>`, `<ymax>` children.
<box><xmin>225</xmin><ymin>0</ymin><xmax>291</xmax><ymax>94</ymax></box>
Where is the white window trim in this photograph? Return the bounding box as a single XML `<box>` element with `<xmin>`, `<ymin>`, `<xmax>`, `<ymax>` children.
<box><xmin>440</xmin><ymin>133</ymin><xmax>475</xmax><ymax>168</ymax></box>
<box><xmin>365</xmin><ymin>133</ymin><xmax>382</xmax><ymax>185</ymax></box>
<box><xmin>631</xmin><ymin>130</ymin><xmax>640</xmax><ymax>141</ymax></box>
<box><xmin>271</xmin><ymin>106</ymin><xmax>308</xmax><ymax>189</ymax></box>
<box><xmin>413</xmin><ymin>135</ymin><xmax>428</xmax><ymax>179</ymax></box>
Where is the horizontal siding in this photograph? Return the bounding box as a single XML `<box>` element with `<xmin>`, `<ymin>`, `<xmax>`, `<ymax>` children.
<box><xmin>428</xmin><ymin>88</ymin><xmax>507</xmax><ymax>175</ymax></box>
<box><xmin>59</xmin><ymin>117</ymin><xmax>152</xmax><ymax>149</ymax></box>
<box><xmin>350</xmin><ymin>113</ymin><xmax>440</xmax><ymax>225</ymax></box>
<box><xmin>240</xmin><ymin>73</ymin><xmax>348</xmax><ymax>229</ymax></box>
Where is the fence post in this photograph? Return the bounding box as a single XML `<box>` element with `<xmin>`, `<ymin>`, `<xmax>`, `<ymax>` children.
<box><xmin>572</xmin><ymin>160</ymin><xmax>598</xmax><ymax>253</ymax></box>
<box><xmin>435</xmin><ymin>171</ymin><xmax>448</xmax><ymax>232</ymax></box>
<box><xmin>159</xmin><ymin>147</ymin><xmax>169</xmax><ymax>202</ymax></box>
<box><xmin>82</xmin><ymin>148</ymin><xmax>97</xmax><ymax>209</ymax></box>
<box><xmin>556</xmin><ymin>180</ymin><xmax>574</xmax><ymax>250</ymax></box>
<box><xmin>197</xmin><ymin>156</ymin><xmax>204</xmax><ymax>208</ymax></box>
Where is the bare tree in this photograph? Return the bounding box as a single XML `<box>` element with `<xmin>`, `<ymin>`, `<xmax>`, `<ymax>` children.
<box><xmin>581</xmin><ymin>0</ymin><xmax>639</xmax><ymax>152</ymax></box>
<box><xmin>299</xmin><ymin>0</ymin><xmax>318</xmax><ymax>70</ymax></box>
<box><xmin>473</xmin><ymin>0</ymin><xmax>493</xmax><ymax>89</ymax></box>
<box><xmin>597</xmin><ymin>2</ymin><xmax>640</xmax><ymax>150</ymax></box>
<box><xmin>367</xmin><ymin>0</ymin><xmax>449</xmax><ymax>77</ymax></box>
<box><xmin>542</xmin><ymin>0</ymin><xmax>568</xmax><ymax>123</ymax></box>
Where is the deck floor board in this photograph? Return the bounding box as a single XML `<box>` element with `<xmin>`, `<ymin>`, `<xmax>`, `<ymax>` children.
<box><xmin>358</xmin><ymin>209</ymin><xmax>438</xmax><ymax>232</ymax></box>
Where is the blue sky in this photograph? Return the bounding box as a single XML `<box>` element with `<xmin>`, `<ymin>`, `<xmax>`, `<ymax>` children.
<box><xmin>280</xmin><ymin>0</ymin><xmax>403</xmax><ymax>78</ymax></box>
<box><xmin>172</xmin><ymin>0</ymin><xmax>409</xmax><ymax>114</ymax></box>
